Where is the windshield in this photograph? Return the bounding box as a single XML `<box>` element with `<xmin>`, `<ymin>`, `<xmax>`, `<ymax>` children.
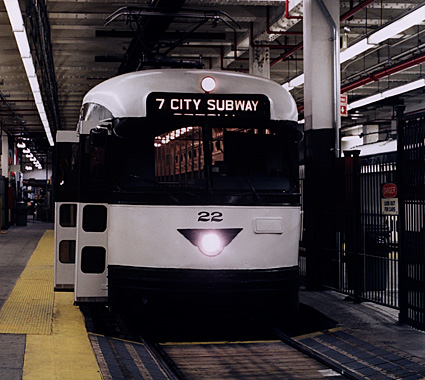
<box><xmin>107</xmin><ymin>118</ymin><xmax>301</xmax><ymax>205</ymax></box>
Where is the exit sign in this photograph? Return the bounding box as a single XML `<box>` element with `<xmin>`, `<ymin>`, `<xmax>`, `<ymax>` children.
<box><xmin>340</xmin><ymin>94</ymin><xmax>348</xmax><ymax>117</ymax></box>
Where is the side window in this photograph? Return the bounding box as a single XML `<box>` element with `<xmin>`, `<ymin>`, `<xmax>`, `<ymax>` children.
<box><xmin>59</xmin><ymin>240</ymin><xmax>76</xmax><ymax>264</ymax></box>
<box><xmin>59</xmin><ymin>204</ymin><xmax>77</xmax><ymax>227</ymax></box>
<box><xmin>81</xmin><ymin>246</ymin><xmax>106</xmax><ymax>273</ymax></box>
<box><xmin>82</xmin><ymin>205</ymin><xmax>107</xmax><ymax>232</ymax></box>
<box><xmin>82</xmin><ymin>103</ymin><xmax>113</xmax><ymax>122</ymax></box>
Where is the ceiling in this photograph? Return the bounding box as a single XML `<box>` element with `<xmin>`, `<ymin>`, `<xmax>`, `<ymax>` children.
<box><xmin>1</xmin><ymin>0</ymin><xmax>425</xmax><ymax>162</ymax></box>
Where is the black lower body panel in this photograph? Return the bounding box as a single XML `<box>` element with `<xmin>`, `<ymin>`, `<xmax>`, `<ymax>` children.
<box><xmin>108</xmin><ymin>265</ymin><xmax>299</xmax><ymax>311</ymax></box>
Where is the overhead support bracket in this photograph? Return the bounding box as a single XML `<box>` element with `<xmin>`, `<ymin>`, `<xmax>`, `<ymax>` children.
<box><xmin>105</xmin><ymin>6</ymin><xmax>241</xmax><ymax>32</ymax></box>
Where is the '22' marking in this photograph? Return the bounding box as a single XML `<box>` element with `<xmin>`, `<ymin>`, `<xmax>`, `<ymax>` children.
<box><xmin>198</xmin><ymin>211</ymin><xmax>223</xmax><ymax>222</ymax></box>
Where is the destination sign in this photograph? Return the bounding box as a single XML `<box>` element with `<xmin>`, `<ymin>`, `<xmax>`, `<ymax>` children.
<box><xmin>147</xmin><ymin>92</ymin><xmax>270</xmax><ymax>120</ymax></box>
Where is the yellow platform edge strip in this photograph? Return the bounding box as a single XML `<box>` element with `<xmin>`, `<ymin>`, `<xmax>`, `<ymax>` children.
<box><xmin>23</xmin><ymin>292</ymin><xmax>103</xmax><ymax>380</ymax></box>
<box><xmin>0</xmin><ymin>229</ymin><xmax>102</xmax><ymax>379</ymax></box>
<box><xmin>0</xmin><ymin>230</ymin><xmax>54</xmax><ymax>334</ymax></box>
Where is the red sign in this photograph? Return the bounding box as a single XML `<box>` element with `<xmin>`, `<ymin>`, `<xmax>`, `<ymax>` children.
<box><xmin>382</xmin><ymin>183</ymin><xmax>397</xmax><ymax>198</ymax></box>
<box><xmin>340</xmin><ymin>94</ymin><xmax>348</xmax><ymax>117</ymax></box>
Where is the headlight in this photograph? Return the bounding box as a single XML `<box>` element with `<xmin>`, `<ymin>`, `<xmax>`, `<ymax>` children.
<box><xmin>178</xmin><ymin>228</ymin><xmax>243</xmax><ymax>257</ymax></box>
<box><xmin>201</xmin><ymin>76</ymin><xmax>216</xmax><ymax>93</ymax></box>
<box><xmin>199</xmin><ymin>232</ymin><xmax>223</xmax><ymax>257</ymax></box>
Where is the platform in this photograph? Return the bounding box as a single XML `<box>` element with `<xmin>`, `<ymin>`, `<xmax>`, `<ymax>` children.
<box><xmin>0</xmin><ymin>222</ymin><xmax>102</xmax><ymax>380</ymax></box>
<box><xmin>0</xmin><ymin>221</ymin><xmax>425</xmax><ymax>379</ymax></box>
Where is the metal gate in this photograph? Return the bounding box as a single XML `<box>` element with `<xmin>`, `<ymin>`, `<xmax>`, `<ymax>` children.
<box><xmin>331</xmin><ymin>151</ymin><xmax>399</xmax><ymax>308</ymax></box>
<box><xmin>397</xmin><ymin>109</ymin><xmax>425</xmax><ymax>330</ymax></box>
<box><xmin>300</xmin><ymin>150</ymin><xmax>400</xmax><ymax>309</ymax></box>
<box><xmin>300</xmin><ymin>109</ymin><xmax>425</xmax><ymax>330</ymax></box>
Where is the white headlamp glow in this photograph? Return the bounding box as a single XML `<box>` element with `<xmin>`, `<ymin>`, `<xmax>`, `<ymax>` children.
<box><xmin>199</xmin><ymin>232</ymin><xmax>223</xmax><ymax>256</ymax></box>
<box><xmin>201</xmin><ymin>76</ymin><xmax>216</xmax><ymax>93</ymax></box>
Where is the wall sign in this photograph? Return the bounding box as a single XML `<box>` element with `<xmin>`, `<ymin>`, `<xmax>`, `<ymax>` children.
<box><xmin>382</xmin><ymin>183</ymin><xmax>398</xmax><ymax>215</ymax></box>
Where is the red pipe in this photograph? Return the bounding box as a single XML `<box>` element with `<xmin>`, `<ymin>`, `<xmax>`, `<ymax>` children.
<box><xmin>295</xmin><ymin>52</ymin><xmax>425</xmax><ymax>113</ymax></box>
<box><xmin>266</xmin><ymin>7</ymin><xmax>302</xmax><ymax>35</ymax></box>
<box><xmin>340</xmin><ymin>0</ymin><xmax>377</xmax><ymax>22</ymax></box>
<box><xmin>341</xmin><ymin>52</ymin><xmax>425</xmax><ymax>94</ymax></box>
<box><xmin>271</xmin><ymin>42</ymin><xmax>303</xmax><ymax>67</ymax></box>
<box><xmin>285</xmin><ymin>0</ymin><xmax>303</xmax><ymax>20</ymax></box>
<box><xmin>271</xmin><ymin>0</ymin><xmax>379</xmax><ymax>66</ymax></box>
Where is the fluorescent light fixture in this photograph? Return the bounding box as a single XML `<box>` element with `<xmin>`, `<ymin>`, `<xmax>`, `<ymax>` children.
<box><xmin>289</xmin><ymin>74</ymin><xmax>304</xmax><ymax>88</ymax></box>
<box><xmin>343</xmin><ymin>4</ymin><xmax>425</xmax><ymax>62</ymax></box>
<box><xmin>3</xmin><ymin>0</ymin><xmax>25</xmax><ymax>32</ymax></box>
<box><xmin>29</xmin><ymin>79</ymin><xmax>40</xmax><ymax>94</ymax></box>
<box><xmin>36</xmin><ymin>102</ymin><xmax>45</xmax><ymax>115</ymax></box>
<box><xmin>381</xmin><ymin>78</ymin><xmax>425</xmax><ymax>98</ymax></box>
<box><xmin>39</xmin><ymin>112</ymin><xmax>48</xmax><ymax>123</ymax></box>
<box><xmin>28</xmin><ymin>76</ymin><xmax>40</xmax><ymax>93</ymax></box>
<box><xmin>3</xmin><ymin>0</ymin><xmax>54</xmax><ymax>147</ymax></box>
<box><xmin>17</xmin><ymin>141</ymin><xmax>26</xmax><ymax>148</ymax></box>
<box><xmin>341</xmin><ymin>39</ymin><xmax>374</xmax><ymax>63</ymax></box>
<box><xmin>21</xmin><ymin>57</ymin><xmax>36</xmax><ymax>77</ymax></box>
<box><xmin>348</xmin><ymin>93</ymin><xmax>382</xmax><ymax>110</ymax></box>
<box><xmin>22</xmin><ymin>148</ymin><xmax>30</xmax><ymax>154</ymax></box>
<box><xmin>341</xmin><ymin>135</ymin><xmax>361</xmax><ymax>142</ymax></box>
<box><xmin>282</xmin><ymin>82</ymin><xmax>293</xmax><ymax>91</ymax></box>
<box><xmin>33</xmin><ymin>92</ymin><xmax>43</xmax><ymax>105</ymax></box>
<box><xmin>282</xmin><ymin>3</ymin><xmax>425</xmax><ymax>93</ymax></box>
<box><xmin>14</xmin><ymin>31</ymin><xmax>31</xmax><ymax>58</ymax></box>
<box><xmin>368</xmin><ymin>4</ymin><xmax>425</xmax><ymax>44</ymax></box>
<box><xmin>282</xmin><ymin>74</ymin><xmax>304</xmax><ymax>91</ymax></box>
<box><xmin>348</xmin><ymin>78</ymin><xmax>425</xmax><ymax>110</ymax></box>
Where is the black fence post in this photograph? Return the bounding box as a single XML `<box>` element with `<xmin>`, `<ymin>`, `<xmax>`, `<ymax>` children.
<box><xmin>352</xmin><ymin>150</ymin><xmax>363</xmax><ymax>303</ymax></box>
<box><xmin>343</xmin><ymin>150</ymin><xmax>363</xmax><ymax>302</ymax></box>
<box><xmin>396</xmin><ymin>105</ymin><xmax>407</xmax><ymax>324</ymax></box>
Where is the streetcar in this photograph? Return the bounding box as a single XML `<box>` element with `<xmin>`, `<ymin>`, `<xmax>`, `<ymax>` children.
<box><xmin>54</xmin><ymin>69</ymin><xmax>302</xmax><ymax>312</ymax></box>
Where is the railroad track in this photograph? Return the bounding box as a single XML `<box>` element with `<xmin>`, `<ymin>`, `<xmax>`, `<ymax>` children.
<box><xmin>83</xmin><ymin>304</ymin><xmax>425</xmax><ymax>380</ymax></box>
<box><xmin>83</xmin><ymin>304</ymin><xmax>352</xmax><ymax>379</ymax></box>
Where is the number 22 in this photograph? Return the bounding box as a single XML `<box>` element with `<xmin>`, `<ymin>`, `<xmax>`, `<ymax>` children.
<box><xmin>198</xmin><ymin>211</ymin><xmax>223</xmax><ymax>222</ymax></box>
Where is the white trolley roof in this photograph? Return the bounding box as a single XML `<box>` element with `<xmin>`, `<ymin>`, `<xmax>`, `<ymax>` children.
<box><xmin>82</xmin><ymin>69</ymin><xmax>298</xmax><ymax>122</ymax></box>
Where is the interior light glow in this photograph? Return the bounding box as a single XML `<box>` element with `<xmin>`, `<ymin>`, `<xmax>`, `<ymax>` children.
<box><xmin>17</xmin><ymin>141</ymin><xmax>26</xmax><ymax>148</ymax></box>
<box><xmin>199</xmin><ymin>232</ymin><xmax>223</xmax><ymax>257</ymax></box>
<box><xmin>201</xmin><ymin>76</ymin><xmax>216</xmax><ymax>93</ymax></box>
<box><xmin>22</xmin><ymin>148</ymin><xmax>30</xmax><ymax>154</ymax></box>
<box><xmin>25</xmin><ymin>166</ymin><xmax>32</xmax><ymax>171</ymax></box>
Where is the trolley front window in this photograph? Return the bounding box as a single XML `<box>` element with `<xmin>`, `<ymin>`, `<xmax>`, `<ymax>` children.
<box><xmin>107</xmin><ymin>118</ymin><xmax>301</xmax><ymax>205</ymax></box>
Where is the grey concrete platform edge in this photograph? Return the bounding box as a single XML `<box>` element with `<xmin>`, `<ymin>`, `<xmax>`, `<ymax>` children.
<box><xmin>300</xmin><ymin>288</ymin><xmax>425</xmax><ymax>361</ymax></box>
